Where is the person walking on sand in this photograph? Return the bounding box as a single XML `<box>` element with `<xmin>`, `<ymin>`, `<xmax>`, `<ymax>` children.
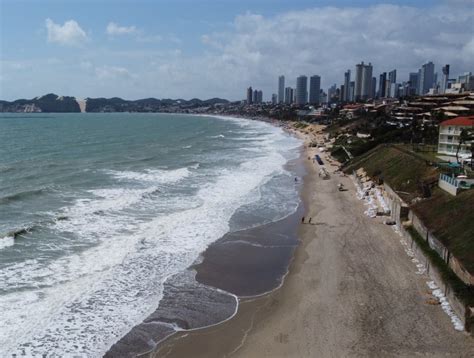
<box><xmin>308</xmin><ymin>217</ymin><xmax>312</xmax><ymax>224</ymax></box>
<box><xmin>301</xmin><ymin>216</ymin><xmax>305</xmax><ymax>224</ymax></box>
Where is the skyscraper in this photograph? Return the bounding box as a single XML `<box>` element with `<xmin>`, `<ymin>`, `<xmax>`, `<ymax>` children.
<box><xmin>418</xmin><ymin>61</ymin><xmax>435</xmax><ymax>95</ymax></box>
<box><xmin>284</xmin><ymin>87</ymin><xmax>294</xmax><ymax>104</ymax></box>
<box><xmin>361</xmin><ymin>62</ymin><xmax>373</xmax><ymax>101</ymax></box>
<box><xmin>309</xmin><ymin>75</ymin><xmax>321</xmax><ymax>105</ymax></box>
<box><xmin>354</xmin><ymin>62</ymin><xmax>364</xmax><ymax>101</ymax></box>
<box><xmin>272</xmin><ymin>93</ymin><xmax>278</xmax><ymax>105</ymax></box>
<box><xmin>343</xmin><ymin>70</ymin><xmax>351</xmax><ymax>102</ymax></box>
<box><xmin>378</xmin><ymin>72</ymin><xmax>387</xmax><ymax>98</ymax></box>
<box><xmin>246</xmin><ymin>86</ymin><xmax>253</xmax><ymax>104</ymax></box>
<box><xmin>371</xmin><ymin>77</ymin><xmax>376</xmax><ymax>99</ymax></box>
<box><xmin>328</xmin><ymin>84</ymin><xmax>337</xmax><ymax>104</ymax></box>
<box><xmin>278</xmin><ymin>75</ymin><xmax>285</xmax><ymax>103</ymax></box>
<box><xmin>295</xmin><ymin>75</ymin><xmax>308</xmax><ymax>105</ymax></box>
<box><xmin>388</xmin><ymin>69</ymin><xmax>397</xmax><ymax>85</ymax></box>
<box><xmin>386</xmin><ymin>69</ymin><xmax>397</xmax><ymax>98</ymax></box>
<box><xmin>354</xmin><ymin>62</ymin><xmax>372</xmax><ymax>101</ymax></box>
<box><xmin>439</xmin><ymin>65</ymin><xmax>449</xmax><ymax>94</ymax></box>
<box><xmin>349</xmin><ymin>81</ymin><xmax>355</xmax><ymax>102</ymax></box>
<box><xmin>409</xmin><ymin>72</ymin><xmax>419</xmax><ymax>95</ymax></box>
<box><xmin>253</xmin><ymin>89</ymin><xmax>258</xmax><ymax>104</ymax></box>
<box><xmin>257</xmin><ymin>90</ymin><xmax>263</xmax><ymax>104</ymax></box>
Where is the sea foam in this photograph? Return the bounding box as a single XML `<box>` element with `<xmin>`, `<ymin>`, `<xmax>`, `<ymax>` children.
<box><xmin>0</xmin><ymin>116</ymin><xmax>301</xmax><ymax>356</ymax></box>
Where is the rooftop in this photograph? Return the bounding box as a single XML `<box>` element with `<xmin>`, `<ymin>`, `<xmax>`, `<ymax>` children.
<box><xmin>440</xmin><ymin>116</ymin><xmax>474</xmax><ymax>127</ymax></box>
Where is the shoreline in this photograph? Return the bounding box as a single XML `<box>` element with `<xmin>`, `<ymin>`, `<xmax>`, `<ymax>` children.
<box><xmin>151</xmin><ymin>122</ymin><xmax>474</xmax><ymax>357</ymax></box>
<box><xmin>104</xmin><ymin>116</ymin><xmax>305</xmax><ymax>357</ymax></box>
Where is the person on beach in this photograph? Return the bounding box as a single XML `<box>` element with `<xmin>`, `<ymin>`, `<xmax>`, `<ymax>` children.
<box><xmin>308</xmin><ymin>217</ymin><xmax>312</xmax><ymax>224</ymax></box>
<box><xmin>301</xmin><ymin>216</ymin><xmax>305</xmax><ymax>223</ymax></box>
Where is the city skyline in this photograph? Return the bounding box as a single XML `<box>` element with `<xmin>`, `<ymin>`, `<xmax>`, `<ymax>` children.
<box><xmin>1</xmin><ymin>0</ymin><xmax>473</xmax><ymax>101</ymax></box>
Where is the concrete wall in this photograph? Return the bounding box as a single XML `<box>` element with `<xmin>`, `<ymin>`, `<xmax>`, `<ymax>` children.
<box><xmin>381</xmin><ymin>182</ymin><xmax>473</xmax><ymax>332</ymax></box>
<box><xmin>383</xmin><ymin>183</ymin><xmax>409</xmax><ymax>223</ymax></box>
<box><xmin>399</xmin><ymin>225</ymin><xmax>472</xmax><ymax>333</ymax></box>
<box><xmin>438</xmin><ymin>175</ymin><xmax>459</xmax><ymax>196</ymax></box>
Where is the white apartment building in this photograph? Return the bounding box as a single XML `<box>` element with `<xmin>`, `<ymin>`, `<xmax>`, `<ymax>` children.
<box><xmin>438</xmin><ymin>116</ymin><xmax>474</xmax><ymax>156</ymax></box>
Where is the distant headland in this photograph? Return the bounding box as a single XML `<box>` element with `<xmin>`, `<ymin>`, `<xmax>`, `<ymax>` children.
<box><xmin>0</xmin><ymin>94</ymin><xmax>230</xmax><ymax>113</ymax></box>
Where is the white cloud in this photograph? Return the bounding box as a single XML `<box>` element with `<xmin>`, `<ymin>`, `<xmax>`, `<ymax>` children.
<box><xmin>45</xmin><ymin>18</ymin><xmax>88</xmax><ymax>46</ymax></box>
<box><xmin>95</xmin><ymin>65</ymin><xmax>132</xmax><ymax>80</ymax></box>
<box><xmin>192</xmin><ymin>4</ymin><xmax>474</xmax><ymax>99</ymax></box>
<box><xmin>106</xmin><ymin>22</ymin><xmax>137</xmax><ymax>35</ymax></box>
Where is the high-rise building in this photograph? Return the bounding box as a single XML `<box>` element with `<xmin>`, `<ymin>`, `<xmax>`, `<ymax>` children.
<box><xmin>349</xmin><ymin>81</ymin><xmax>355</xmax><ymax>102</ymax></box>
<box><xmin>278</xmin><ymin>75</ymin><xmax>285</xmax><ymax>103</ymax></box>
<box><xmin>361</xmin><ymin>62</ymin><xmax>373</xmax><ymax>101</ymax></box>
<box><xmin>390</xmin><ymin>83</ymin><xmax>399</xmax><ymax>98</ymax></box>
<box><xmin>354</xmin><ymin>62</ymin><xmax>364</xmax><ymax>101</ymax></box>
<box><xmin>371</xmin><ymin>77</ymin><xmax>376</xmax><ymax>99</ymax></box>
<box><xmin>328</xmin><ymin>84</ymin><xmax>337</xmax><ymax>104</ymax></box>
<box><xmin>418</xmin><ymin>61</ymin><xmax>435</xmax><ymax>95</ymax></box>
<box><xmin>309</xmin><ymin>75</ymin><xmax>321</xmax><ymax>105</ymax></box>
<box><xmin>458</xmin><ymin>72</ymin><xmax>474</xmax><ymax>91</ymax></box>
<box><xmin>386</xmin><ymin>69</ymin><xmax>397</xmax><ymax>98</ymax></box>
<box><xmin>295</xmin><ymin>75</ymin><xmax>308</xmax><ymax>105</ymax></box>
<box><xmin>409</xmin><ymin>72</ymin><xmax>418</xmax><ymax>95</ymax></box>
<box><xmin>378</xmin><ymin>72</ymin><xmax>387</xmax><ymax>98</ymax></box>
<box><xmin>388</xmin><ymin>70</ymin><xmax>397</xmax><ymax>85</ymax></box>
<box><xmin>246</xmin><ymin>86</ymin><xmax>253</xmax><ymax>104</ymax></box>
<box><xmin>272</xmin><ymin>93</ymin><xmax>278</xmax><ymax>105</ymax></box>
<box><xmin>284</xmin><ymin>87</ymin><xmax>294</xmax><ymax>104</ymax></box>
<box><xmin>253</xmin><ymin>89</ymin><xmax>258</xmax><ymax>104</ymax></box>
<box><xmin>343</xmin><ymin>70</ymin><xmax>351</xmax><ymax>102</ymax></box>
<box><xmin>439</xmin><ymin>65</ymin><xmax>449</xmax><ymax>94</ymax></box>
<box><xmin>257</xmin><ymin>90</ymin><xmax>263</xmax><ymax>104</ymax></box>
<box><xmin>355</xmin><ymin>62</ymin><xmax>372</xmax><ymax>101</ymax></box>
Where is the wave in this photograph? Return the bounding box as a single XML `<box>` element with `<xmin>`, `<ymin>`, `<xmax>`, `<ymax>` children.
<box><xmin>104</xmin><ymin>167</ymin><xmax>190</xmax><ymax>184</ymax></box>
<box><xmin>0</xmin><ymin>116</ymin><xmax>304</xmax><ymax>356</ymax></box>
<box><xmin>0</xmin><ymin>236</ymin><xmax>15</xmax><ymax>250</ymax></box>
<box><xmin>0</xmin><ymin>188</ymin><xmax>48</xmax><ymax>205</ymax></box>
<box><xmin>0</xmin><ymin>225</ymin><xmax>39</xmax><ymax>250</ymax></box>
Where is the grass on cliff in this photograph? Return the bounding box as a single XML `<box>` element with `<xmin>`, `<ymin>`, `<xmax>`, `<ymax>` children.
<box><xmin>345</xmin><ymin>144</ymin><xmax>474</xmax><ymax>277</ymax></box>
<box><xmin>344</xmin><ymin>145</ymin><xmax>438</xmax><ymax>199</ymax></box>
<box><xmin>411</xmin><ymin>188</ymin><xmax>474</xmax><ymax>275</ymax></box>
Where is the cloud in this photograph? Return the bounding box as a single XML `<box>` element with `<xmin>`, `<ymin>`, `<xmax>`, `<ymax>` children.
<box><xmin>193</xmin><ymin>4</ymin><xmax>474</xmax><ymax>98</ymax></box>
<box><xmin>45</xmin><ymin>18</ymin><xmax>87</xmax><ymax>46</ymax></box>
<box><xmin>95</xmin><ymin>65</ymin><xmax>132</xmax><ymax>80</ymax></box>
<box><xmin>106</xmin><ymin>22</ymin><xmax>137</xmax><ymax>35</ymax></box>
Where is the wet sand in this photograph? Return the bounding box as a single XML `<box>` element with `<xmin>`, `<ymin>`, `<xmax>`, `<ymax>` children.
<box><xmin>152</xmin><ymin>128</ymin><xmax>474</xmax><ymax>357</ymax></box>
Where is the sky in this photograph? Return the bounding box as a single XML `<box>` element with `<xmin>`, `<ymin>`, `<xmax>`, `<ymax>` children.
<box><xmin>0</xmin><ymin>0</ymin><xmax>473</xmax><ymax>101</ymax></box>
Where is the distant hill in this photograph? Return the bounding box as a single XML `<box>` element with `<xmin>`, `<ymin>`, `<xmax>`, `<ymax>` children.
<box><xmin>0</xmin><ymin>94</ymin><xmax>81</xmax><ymax>112</ymax></box>
<box><xmin>0</xmin><ymin>94</ymin><xmax>229</xmax><ymax>113</ymax></box>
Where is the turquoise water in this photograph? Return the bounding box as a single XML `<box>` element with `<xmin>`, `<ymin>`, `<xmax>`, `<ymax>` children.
<box><xmin>0</xmin><ymin>113</ymin><xmax>301</xmax><ymax>356</ymax></box>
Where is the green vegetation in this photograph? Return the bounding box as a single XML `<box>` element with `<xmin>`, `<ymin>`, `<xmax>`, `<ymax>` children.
<box><xmin>406</xmin><ymin>226</ymin><xmax>474</xmax><ymax>307</ymax></box>
<box><xmin>411</xmin><ymin>188</ymin><xmax>474</xmax><ymax>275</ymax></box>
<box><xmin>344</xmin><ymin>145</ymin><xmax>437</xmax><ymax>199</ymax></box>
<box><xmin>293</xmin><ymin>122</ymin><xmax>309</xmax><ymax>129</ymax></box>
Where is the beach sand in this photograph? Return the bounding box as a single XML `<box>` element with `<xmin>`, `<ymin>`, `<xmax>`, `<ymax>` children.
<box><xmin>152</xmin><ymin>124</ymin><xmax>474</xmax><ymax>357</ymax></box>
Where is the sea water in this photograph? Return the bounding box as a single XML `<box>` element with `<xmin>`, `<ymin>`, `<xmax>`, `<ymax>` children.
<box><xmin>0</xmin><ymin>113</ymin><xmax>301</xmax><ymax>356</ymax></box>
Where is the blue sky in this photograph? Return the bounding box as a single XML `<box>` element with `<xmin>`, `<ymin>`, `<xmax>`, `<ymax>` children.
<box><xmin>1</xmin><ymin>0</ymin><xmax>473</xmax><ymax>100</ymax></box>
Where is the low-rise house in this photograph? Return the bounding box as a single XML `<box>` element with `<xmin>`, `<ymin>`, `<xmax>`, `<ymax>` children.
<box><xmin>437</xmin><ymin>116</ymin><xmax>474</xmax><ymax>156</ymax></box>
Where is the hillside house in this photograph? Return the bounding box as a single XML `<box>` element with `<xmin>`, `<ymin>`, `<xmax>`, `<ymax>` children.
<box><xmin>437</xmin><ymin>116</ymin><xmax>474</xmax><ymax>156</ymax></box>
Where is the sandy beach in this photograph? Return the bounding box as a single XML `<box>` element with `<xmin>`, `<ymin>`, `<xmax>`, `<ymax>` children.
<box><xmin>152</xmin><ymin>123</ymin><xmax>474</xmax><ymax>357</ymax></box>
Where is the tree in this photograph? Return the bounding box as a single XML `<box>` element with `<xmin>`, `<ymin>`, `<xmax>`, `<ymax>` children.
<box><xmin>455</xmin><ymin>128</ymin><xmax>474</xmax><ymax>165</ymax></box>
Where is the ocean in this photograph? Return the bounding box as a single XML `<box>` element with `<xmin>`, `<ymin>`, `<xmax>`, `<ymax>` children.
<box><xmin>0</xmin><ymin>113</ymin><xmax>302</xmax><ymax>356</ymax></box>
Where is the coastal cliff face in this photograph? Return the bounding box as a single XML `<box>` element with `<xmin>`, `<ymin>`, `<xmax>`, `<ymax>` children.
<box><xmin>0</xmin><ymin>94</ymin><xmax>229</xmax><ymax>113</ymax></box>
